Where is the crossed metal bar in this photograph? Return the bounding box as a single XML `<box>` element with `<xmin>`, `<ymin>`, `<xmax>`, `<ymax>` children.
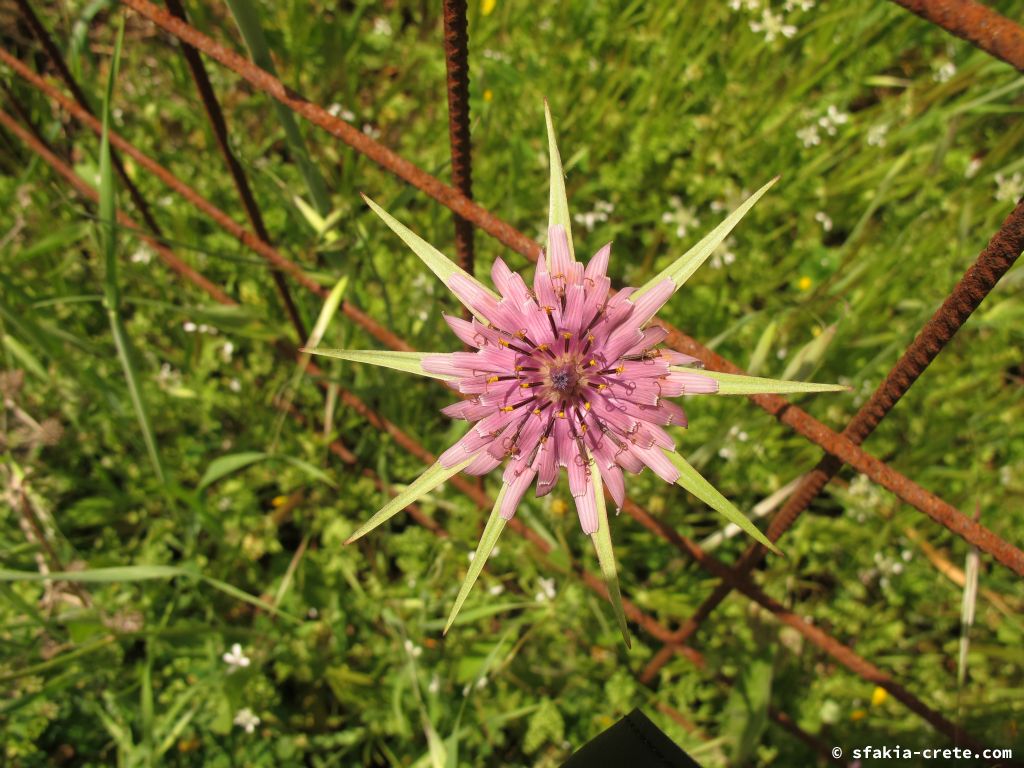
<box><xmin>3</xmin><ymin>0</ymin><xmax>1022</xmax><ymax>761</ymax></box>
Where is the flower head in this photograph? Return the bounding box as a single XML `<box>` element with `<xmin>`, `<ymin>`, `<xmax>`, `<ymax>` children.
<box><xmin>307</xmin><ymin>104</ymin><xmax>846</xmax><ymax>645</ymax></box>
<box><xmin>222</xmin><ymin>642</ymin><xmax>251</xmax><ymax>670</ymax></box>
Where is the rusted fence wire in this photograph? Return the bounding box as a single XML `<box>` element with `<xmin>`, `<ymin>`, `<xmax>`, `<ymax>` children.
<box><xmin>3</xmin><ymin>0</ymin><xmax>1023</xmax><ymax>761</ymax></box>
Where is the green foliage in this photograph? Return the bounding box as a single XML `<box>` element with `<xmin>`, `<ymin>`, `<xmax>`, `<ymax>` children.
<box><xmin>2</xmin><ymin>0</ymin><xmax>1023</xmax><ymax>765</ymax></box>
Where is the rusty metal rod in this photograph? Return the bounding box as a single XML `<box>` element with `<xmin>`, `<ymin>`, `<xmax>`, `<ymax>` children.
<box><xmin>0</xmin><ymin>101</ymin><xmax>833</xmax><ymax>761</ymax></box>
<box><xmin>14</xmin><ymin>0</ymin><xmax>165</xmax><ymax>237</ymax></box>
<box><xmin>888</xmin><ymin>0</ymin><xmax>1024</xmax><ymax>72</ymax></box>
<box><xmin>441</xmin><ymin>0</ymin><xmax>475</xmax><ymax>278</ymax></box>
<box><xmin>641</xmin><ymin>195</ymin><xmax>1024</xmax><ymax>682</ymax></box>
<box><xmin>71</xmin><ymin>8</ymin><xmax>1019</xmax><ymax>574</ymax></box>
<box><xmin>163</xmin><ymin>0</ymin><xmax>308</xmax><ymax>342</ymax></box>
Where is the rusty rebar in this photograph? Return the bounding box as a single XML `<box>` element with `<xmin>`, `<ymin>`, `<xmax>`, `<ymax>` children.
<box><xmin>98</xmin><ymin>4</ymin><xmax>1021</xmax><ymax>575</ymax></box>
<box><xmin>641</xmin><ymin>195</ymin><xmax>1024</xmax><ymax>682</ymax></box>
<box><xmin>162</xmin><ymin>0</ymin><xmax>307</xmax><ymax>342</ymax></box>
<box><xmin>13</xmin><ymin>0</ymin><xmax>165</xmax><ymax>238</ymax></box>
<box><xmin>888</xmin><ymin>0</ymin><xmax>1024</xmax><ymax>72</ymax></box>
<box><xmin>0</xmin><ymin>103</ymin><xmax>860</xmax><ymax>765</ymax></box>
<box><xmin>441</xmin><ymin>0</ymin><xmax>475</xmax><ymax>278</ymax></box>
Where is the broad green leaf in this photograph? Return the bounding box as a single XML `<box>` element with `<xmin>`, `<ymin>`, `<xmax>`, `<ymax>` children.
<box><xmin>544</xmin><ymin>99</ymin><xmax>574</xmax><ymax>263</ymax></box>
<box><xmin>198</xmin><ymin>451</ymin><xmax>267</xmax><ymax>490</ymax></box>
<box><xmin>633</xmin><ymin>177</ymin><xmax>778</xmax><ymax>301</ymax></box>
<box><xmin>199</xmin><ymin>452</ymin><xmax>336</xmax><ymax>490</ymax></box>
<box><xmin>361</xmin><ymin>195</ymin><xmax>497</xmax><ymax>323</ymax></box>
<box><xmin>348</xmin><ymin>458</ymin><xmax>473</xmax><ymax>544</ymax></box>
<box><xmin>663</xmin><ymin>450</ymin><xmax>781</xmax><ymax>554</ymax></box>
<box><xmin>675</xmin><ymin>368</ymin><xmax>849</xmax><ymax>396</ymax></box>
<box><xmin>299</xmin><ymin>348</ymin><xmax>457</xmax><ymax>382</ymax></box>
<box><xmin>588</xmin><ymin>455</ymin><xmax>631</xmax><ymax>648</ymax></box>
<box><xmin>444</xmin><ymin>486</ymin><xmax>509</xmax><ymax>635</ymax></box>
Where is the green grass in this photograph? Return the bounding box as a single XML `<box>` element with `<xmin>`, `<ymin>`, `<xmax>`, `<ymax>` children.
<box><xmin>1</xmin><ymin>0</ymin><xmax>1022</xmax><ymax>765</ymax></box>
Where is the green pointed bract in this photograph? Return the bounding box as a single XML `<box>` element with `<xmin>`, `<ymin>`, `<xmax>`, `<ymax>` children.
<box><xmin>663</xmin><ymin>449</ymin><xmax>781</xmax><ymax>555</ymax></box>
<box><xmin>361</xmin><ymin>194</ymin><xmax>498</xmax><ymax>323</ymax></box>
<box><xmin>346</xmin><ymin>458</ymin><xmax>472</xmax><ymax>545</ymax></box>
<box><xmin>299</xmin><ymin>348</ymin><xmax>457</xmax><ymax>382</ymax></box>
<box><xmin>443</xmin><ymin>486</ymin><xmax>509</xmax><ymax>635</ymax></box>
<box><xmin>589</xmin><ymin>456</ymin><xmax>631</xmax><ymax>649</ymax></box>
<box><xmin>674</xmin><ymin>368</ymin><xmax>849</xmax><ymax>396</ymax></box>
<box><xmin>632</xmin><ymin>177</ymin><xmax>780</xmax><ymax>302</ymax></box>
<box><xmin>544</xmin><ymin>100</ymin><xmax>575</xmax><ymax>264</ymax></box>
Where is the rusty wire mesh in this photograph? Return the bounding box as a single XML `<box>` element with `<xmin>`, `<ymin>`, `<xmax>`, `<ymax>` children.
<box><xmin>2</xmin><ymin>0</ymin><xmax>1022</xmax><ymax>762</ymax></box>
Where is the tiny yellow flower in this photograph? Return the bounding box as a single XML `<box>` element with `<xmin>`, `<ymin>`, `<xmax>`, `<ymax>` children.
<box><xmin>481</xmin><ymin>0</ymin><xmax>496</xmax><ymax>15</ymax></box>
<box><xmin>551</xmin><ymin>498</ymin><xmax>568</xmax><ymax>516</ymax></box>
<box><xmin>483</xmin><ymin>89</ymin><xmax>494</xmax><ymax>102</ymax></box>
<box><xmin>871</xmin><ymin>686</ymin><xmax>888</xmax><ymax>707</ymax></box>
<box><xmin>798</xmin><ymin>275</ymin><xmax>812</xmax><ymax>291</ymax></box>
<box><xmin>850</xmin><ymin>708</ymin><xmax>867</xmax><ymax>721</ymax></box>
<box><xmin>812</xmin><ymin>325</ymin><xmax>823</xmax><ymax>337</ymax></box>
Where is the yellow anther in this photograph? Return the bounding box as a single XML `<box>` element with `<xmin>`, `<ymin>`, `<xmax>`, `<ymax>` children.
<box><xmin>581</xmin><ymin>424</ymin><xmax>587</xmax><ymax>433</ymax></box>
<box><xmin>587</xmin><ymin>334</ymin><xmax>595</xmax><ymax>342</ymax></box>
<box><xmin>537</xmin><ymin>344</ymin><xmax>549</xmax><ymax>351</ymax></box>
<box><xmin>515</xmin><ymin>365</ymin><xmax>524</xmax><ymax>371</ymax></box>
<box><xmin>557</xmin><ymin>410</ymin><xmax>566</xmax><ymax>418</ymax></box>
<box><xmin>588</xmin><ymin>359</ymin><xmax>597</xmax><ymax>367</ymax></box>
<box><xmin>487</xmin><ymin>375</ymin><xmax>500</xmax><ymax>383</ymax></box>
<box><xmin>597</xmin><ymin>384</ymin><xmax>607</xmax><ymax>391</ymax></box>
<box><xmin>498</xmin><ymin>338</ymin><xmax>510</xmax><ymax>347</ymax></box>
<box><xmin>533</xmin><ymin>408</ymin><xmax>542</xmax><ymax>415</ymax></box>
<box><xmin>515</xmin><ymin>330</ymin><xmax>526</xmax><ymax>339</ymax></box>
<box><xmin>500</xmin><ymin>406</ymin><xmax>515</xmax><ymax>412</ymax></box>
<box><xmin>562</xmin><ymin>332</ymin><xmax>573</xmax><ymax>340</ymax></box>
<box><xmin>519</xmin><ymin>382</ymin><xmax>532</xmax><ymax>388</ymax></box>
<box><xmin>584</xmin><ymin>402</ymin><xmax>591</xmax><ymax>411</ymax></box>
<box><xmin>616</xmin><ymin>365</ymin><xmax>625</xmax><ymax>374</ymax></box>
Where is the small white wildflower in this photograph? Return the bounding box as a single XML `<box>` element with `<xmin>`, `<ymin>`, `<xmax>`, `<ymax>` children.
<box><xmin>403</xmin><ymin>639</ymin><xmax>423</xmax><ymax>658</ymax></box>
<box><xmin>814</xmin><ymin>211</ymin><xmax>833</xmax><ymax>232</ymax></box>
<box><xmin>718</xmin><ymin>446</ymin><xmax>737</xmax><ymax>460</ymax></box>
<box><xmin>475</xmin><ymin>676</ymin><xmax>488</xmax><ymax>690</ymax></box>
<box><xmin>233</xmin><ymin>708</ymin><xmax>260</xmax><ymax>734</ymax></box>
<box><xmin>183</xmin><ymin>321</ymin><xmax>198</xmax><ymax>333</ymax></box>
<box><xmin>796</xmin><ymin>124</ymin><xmax>821</xmax><ymax>147</ymax></box>
<box><xmin>994</xmin><ymin>172</ymin><xmax>1024</xmax><ymax>203</ymax></box>
<box><xmin>228</xmin><ymin>378</ymin><xmax>242</xmax><ymax>393</ymax></box>
<box><xmin>535</xmin><ymin>577</ymin><xmax>556</xmax><ymax>602</ymax></box>
<box><xmin>784</xmin><ymin>0</ymin><xmax>814</xmax><ymax>10</ymax></box>
<box><xmin>220</xmin><ymin>341</ymin><xmax>234</xmax><ymax>362</ymax></box>
<box><xmin>487</xmin><ymin>583</ymin><xmax>505</xmax><ymax>596</ymax></box>
<box><xmin>130</xmin><ymin>246</ymin><xmax>153</xmax><ymax>264</ymax></box>
<box><xmin>372</xmin><ymin>17</ymin><xmax>393</xmax><ymax>36</ymax></box>
<box><xmin>361</xmin><ymin>123</ymin><xmax>381</xmax><ymax>140</ymax></box>
<box><xmin>729</xmin><ymin>0</ymin><xmax>760</xmax><ymax>10</ymax></box>
<box><xmin>217</xmin><ymin>497</ymin><xmax>231</xmax><ymax>511</ymax></box>
<box><xmin>750</xmin><ymin>9</ymin><xmax>797</xmax><ymax>42</ymax></box>
<box><xmin>427</xmin><ymin>675</ymin><xmax>441</xmax><ymax>695</ymax></box>
<box><xmin>222</xmin><ymin>643</ymin><xmax>251</xmax><ymax>671</ymax></box>
<box><xmin>307</xmin><ymin>607</ymin><xmax>319</xmax><ymax>619</ymax></box>
<box><xmin>327</xmin><ymin>103</ymin><xmax>356</xmax><ymax>122</ymax></box>
<box><xmin>933</xmin><ymin>61</ymin><xmax>956</xmax><ymax>83</ymax></box>
<box><xmin>818</xmin><ymin>105</ymin><xmax>849</xmax><ymax>136</ymax></box>
<box><xmin>775</xmin><ymin>347</ymin><xmax>787</xmax><ymax>359</ymax></box>
<box><xmin>901</xmin><ymin>549</ymin><xmax>913</xmax><ymax>562</ymax></box>
<box><xmin>867</xmin><ymin>123</ymin><xmax>889</xmax><ymax>147</ymax></box>
<box><xmin>661</xmin><ymin>196</ymin><xmax>700</xmax><ymax>239</ymax></box>
<box><xmin>965</xmin><ymin>157</ymin><xmax>983</xmax><ymax>179</ymax></box>
<box><xmin>481</xmin><ymin>49</ymin><xmax>510</xmax><ymax>62</ymax></box>
<box><xmin>156</xmin><ymin>363</ymin><xmax>181</xmax><ymax>387</ymax></box>
<box><xmin>573</xmin><ymin>200</ymin><xmax>614</xmax><ymax>232</ymax></box>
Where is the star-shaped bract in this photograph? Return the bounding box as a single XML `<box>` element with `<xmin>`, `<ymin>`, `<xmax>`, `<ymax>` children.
<box><xmin>307</xmin><ymin>104</ymin><xmax>845</xmax><ymax>646</ymax></box>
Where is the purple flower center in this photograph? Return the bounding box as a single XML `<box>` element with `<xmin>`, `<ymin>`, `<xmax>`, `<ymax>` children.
<box><xmin>547</xmin><ymin>364</ymin><xmax>580</xmax><ymax>394</ymax></box>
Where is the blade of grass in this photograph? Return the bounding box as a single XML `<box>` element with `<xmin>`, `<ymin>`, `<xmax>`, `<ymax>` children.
<box><xmin>224</xmin><ymin>0</ymin><xmax>332</xmax><ymax>215</ymax></box>
<box><xmin>99</xmin><ymin>15</ymin><xmax>164</xmax><ymax>483</ymax></box>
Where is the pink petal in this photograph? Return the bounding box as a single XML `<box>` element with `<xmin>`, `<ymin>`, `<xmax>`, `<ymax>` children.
<box><xmin>499</xmin><ymin>465</ymin><xmax>537</xmax><ymax>520</ymax></box>
<box><xmin>447</xmin><ymin>273</ymin><xmax>502</xmax><ymax>324</ymax></box>
<box><xmin>573</xmin><ymin>481</ymin><xmax>599</xmax><ymax>535</ymax></box>
<box><xmin>441</xmin><ymin>399</ymin><xmax>494</xmax><ymax>421</ymax></box>
<box><xmin>631</xmin><ymin>279</ymin><xmax>675</xmax><ymax>327</ymax></box>
<box><xmin>561</xmin><ymin>285</ymin><xmax>588</xmax><ymax>336</ymax></box>
<box><xmin>658</xmin><ymin>349</ymin><xmax>702</xmax><ymax>367</ymax></box>
<box><xmin>665</xmin><ymin>371</ymin><xmax>719</xmax><ymax>395</ymax></box>
<box><xmin>585</xmin><ymin>243</ymin><xmax>611</xmax><ymax>282</ymax></box>
<box><xmin>632</xmin><ymin>444</ymin><xmax>681</xmax><ymax>484</ymax></box>
<box><xmin>464</xmin><ymin>450</ymin><xmax>502</xmax><ymax>476</ymax></box>
<box><xmin>548</xmin><ymin>224</ymin><xmax>575</xmax><ymax>284</ymax></box>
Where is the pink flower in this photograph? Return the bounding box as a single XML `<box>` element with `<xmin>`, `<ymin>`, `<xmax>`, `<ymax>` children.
<box><xmin>306</xmin><ymin>103</ymin><xmax>845</xmax><ymax>644</ymax></box>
